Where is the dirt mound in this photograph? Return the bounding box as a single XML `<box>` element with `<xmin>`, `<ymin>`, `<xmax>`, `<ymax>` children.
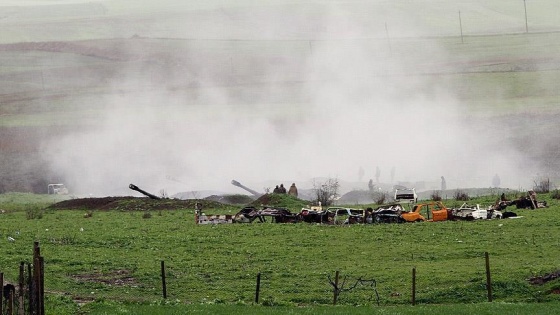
<box><xmin>72</xmin><ymin>269</ymin><xmax>136</xmax><ymax>287</ymax></box>
<box><xmin>48</xmin><ymin>196</ymin><xmax>224</xmax><ymax>211</ymax></box>
<box><xmin>338</xmin><ymin>190</ymin><xmax>374</xmax><ymax>204</ymax></box>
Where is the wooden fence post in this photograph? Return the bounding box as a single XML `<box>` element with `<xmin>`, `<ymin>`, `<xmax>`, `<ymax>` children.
<box><xmin>33</xmin><ymin>241</ymin><xmax>44</xmax><ymax>315</ymax></box>
<box><xmin>19</xmin><ymin>262</ymin><xmax>24</xmax><ymax>315</ymax></box>
<box><xmin>8</xmin><ymin>287</ymin><xmax>14</xmax><ymax>315</ymax></box>
<box><xmin>255</xmin><ymin>272</ymin><xmax>261</xmax><ymax>304</ymax></box>
<box><xmin>412</xmin><ymin>267</ymin><xmax>416</xmax><ymax>306</ymax></box>
<box><xmin>27</xmin><ymin>263</ymin><xmax>33</xmax><ymax>315</ymax></box>
<box><xmin>33</xmin><ymin>251</ymin><xmax>41</xmax><ymax>315</ymax></box>
<box><xmin>161</xmin><ymin>261</ymin><xmax>167</xmax><ymax>299</ymax></box>
<box><xmin>333</xmin><ymin>270</ymin><xmax>340</xmax><ymax>305</ymax></box>
<box><xmin>1</xmin><ymin>272</ymin><xmax>4</xmax><ymax>315</ymax></box>
<box><xmin>485</xmin><ymin>252</ymin><xmax>492</xmax><ymax>302</ymax></box>
<box><xmin>39</xmin><ymin>256</ymin><xmax>44</xmax><ymax>315</ymax></box>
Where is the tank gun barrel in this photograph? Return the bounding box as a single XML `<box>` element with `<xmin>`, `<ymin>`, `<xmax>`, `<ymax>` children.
<box><xmin>129</xmin><ymin>184</ymin><xmax>161</xmax><ymax>200</ymax></box>
<box><xmin>231</xmin><ymin>180</ymin><xmax>262</xmax><ymax>197</ymax></box>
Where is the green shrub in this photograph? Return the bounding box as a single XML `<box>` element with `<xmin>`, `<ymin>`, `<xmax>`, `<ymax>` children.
<box><xmin>26</xmin><ymin>205</ymin><xmax>44</xmax><ymax>219</ymax></box>
<box><xmin>430</xmin><ymin>191</ymin><xmax>442</xmax><ymax>201</ymax></box>
<box><xmin>454</xmin><ymin>190</ymin><xmax>470</xmax><ymax>201</ymax></box>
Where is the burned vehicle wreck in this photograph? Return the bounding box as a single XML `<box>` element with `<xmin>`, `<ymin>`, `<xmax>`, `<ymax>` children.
<box><xmin>233</xmin><ymin>206</ymin><xmax>300</xmax><ymax>223</ymax></box>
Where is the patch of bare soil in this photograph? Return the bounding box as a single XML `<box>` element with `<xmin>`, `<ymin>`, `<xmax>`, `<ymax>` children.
<box><xmin>252</xmin><ymin>194</ymin><xmax>274</xmax><ymax>206</ymax></box>
<box><xmin>71</xmin><ymin>269</ymin><xmax>137</xmax><ymax>287</ymax></box>
<box><xmin>528</xmin><ymin>270</ymin><xmax>560</xmax><ymax>285</ymax></box>
<box><xmin>48</xmin><ymin>196</ymin><xmax>225</xmax><ymax>211</ymax></box>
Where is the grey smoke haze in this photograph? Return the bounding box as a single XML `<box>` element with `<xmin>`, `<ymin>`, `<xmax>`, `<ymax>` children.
<box><xmin>39</xmin><ymin>2</ymin><xmax>546</xmax><ymax>196</ymax></box>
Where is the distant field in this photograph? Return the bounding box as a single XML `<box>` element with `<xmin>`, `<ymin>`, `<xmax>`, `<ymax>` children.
<box><xmin>1</xmin><ymin>32</ymin><xmax>559</xmax><ymax>124</ymax></box>
<box><xmin>1</xmin><ymin>0</ymin><xmax>559</xmax><ymax>43</ymax></box>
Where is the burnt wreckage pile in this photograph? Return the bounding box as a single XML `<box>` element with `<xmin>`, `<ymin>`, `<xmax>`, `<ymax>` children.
<box><xmin>127</xmin><ymin>183</ymin><xmax>547</xmax><ymax>225</ymax></box>
<box><xmin>195</xmin><ymin>199</ymin><xmax>539</xmax><ymax>225</ymax></box>
<box><xmin>196</xmin><ymin>190</ymin><xmax>549</xmax><ymax>225</ymax></box>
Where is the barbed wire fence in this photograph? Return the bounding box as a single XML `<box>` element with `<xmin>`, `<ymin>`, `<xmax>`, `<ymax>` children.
<box><xmin>154</xmin><ymin>251</ymin><xmax>510</xmax><ymax>307</ymax></box>
<box><xmin>2</xmin><ymin>247</ymin><xmax>550</xmax><ymax>310</ymax></box>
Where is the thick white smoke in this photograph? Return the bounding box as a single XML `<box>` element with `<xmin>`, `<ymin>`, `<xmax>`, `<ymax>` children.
<box><xmin>41</xmin><ymin>2</ymin><xmax>542</xmax><ymax>196</ymax></box>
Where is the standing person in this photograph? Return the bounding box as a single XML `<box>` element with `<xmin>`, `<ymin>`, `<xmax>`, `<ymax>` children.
<box><xmin>492</xmin><ymin>174</ymin><xmax>501</xmax><ymax>188</ymax></box>
<box><xmin>368</xmin><ymin>179</ymin><xmax>374</xmax><ymax>192</ymax></box>
<box><xmin>288</xmin><ymin>183</ymin><xmax>298</xmax><ymax>197</ymax></box>
<box><xmin>441</xmin><ymin>176</ymin><xmax>447</xmax><ymax>191</ymax></box>
<box><xmin>279</xmin><ymin>184</ymin><xmax>287</xmax><ymax>194</ymax></box>
<box><xmin>273</xmin><ymin>185</ymin><xmax>280</xmax><ymax>194</ymax></box>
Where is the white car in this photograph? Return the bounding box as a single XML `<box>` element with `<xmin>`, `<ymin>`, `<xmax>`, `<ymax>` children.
<box><xmin>452</xmin><ymin>203</ymin><xmax>502</xmax><ymax>220</ymax></box>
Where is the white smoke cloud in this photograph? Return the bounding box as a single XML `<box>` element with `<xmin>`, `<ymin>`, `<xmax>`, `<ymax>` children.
<box><xmin>42</xmin><ymin>2</ymin><xmax>542</xmax><ymax>196</ymax></box>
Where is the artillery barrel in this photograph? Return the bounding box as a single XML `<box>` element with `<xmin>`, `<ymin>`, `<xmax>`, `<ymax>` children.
<box><xmin>231</xmin><ymin>180</ymin><xmax>262</xmax><ymax>197</ymax></box>
<box><xmin>129</xmin><ymin>184</ymin><xmax>161</xmax><ymax>200</ymax></box>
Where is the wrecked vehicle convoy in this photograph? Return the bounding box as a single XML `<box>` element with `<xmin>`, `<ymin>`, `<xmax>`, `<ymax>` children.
<box><xmin>410</xmin><ymin>202</ymin><xmax>505</xmax><ymax>222</ymax></box>
<box><xmin>366</xmin><ymin>201</ymin><xmax>508</xmax><ymax>223</ymax></box>
<box><xmin>195</xmin><ymin>199</ymin><xmax>513</xmax><ymax>225</ymax></box>
<box><xmin>197</xmin><ymin>206</ymin><xmax>367</xmax><ymax>225</ymax></box>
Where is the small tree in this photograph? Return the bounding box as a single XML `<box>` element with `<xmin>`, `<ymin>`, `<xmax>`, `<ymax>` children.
<box><xmin>430</xmin><ymin>190</ymin><xmax>442</xmax><ymax>201</ymax></box>
<box><xmin>454</xmin><ymin>189</ymin><xmax>469</xmax><ymax>201</ymax></box>
<box><xmin>373</xmin><ymin>191</ymin><xmax>387</xmax><ymax>205</ymax></box>
<box><xmin>313</xmin><ymin>178</ymin><xmax>340</xmax><ymax>207</ymax></box>
<box><xmin>533</xmin><ymin>178</ymin><xmax>550</xmax><ymax>193</ymax></box>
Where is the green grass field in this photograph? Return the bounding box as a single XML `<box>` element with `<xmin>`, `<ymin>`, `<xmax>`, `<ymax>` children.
<box><xmin>1</xmin><ymin>193</ymin><xmax>560</xmax><ymax>313</ymax></box>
